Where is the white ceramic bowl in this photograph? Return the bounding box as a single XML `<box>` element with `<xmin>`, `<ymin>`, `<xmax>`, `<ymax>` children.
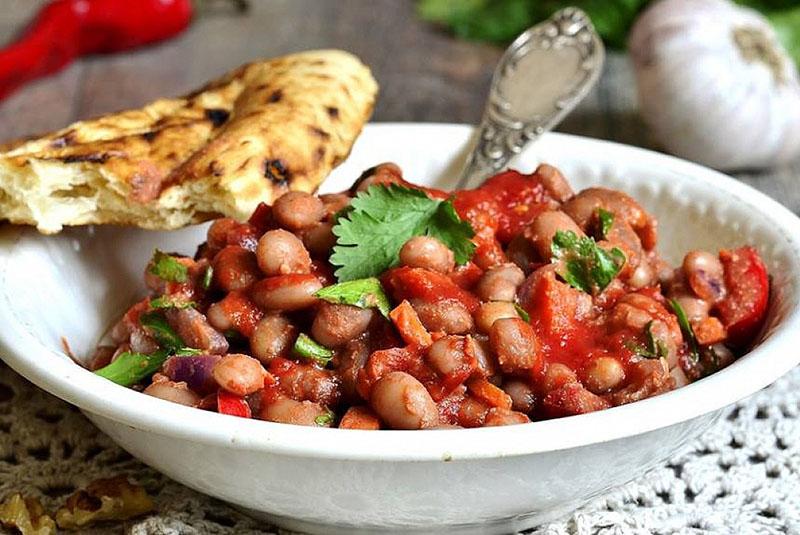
<box><xmin>1</xmin><ymin>124</ymin><xmax>799</xmax><ymax>534</ymax></box>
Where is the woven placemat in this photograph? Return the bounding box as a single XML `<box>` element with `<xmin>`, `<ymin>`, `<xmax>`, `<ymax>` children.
<box><xmin>1</xmin><ymin>361</ymin><xmax>797</xmax><ymax>535</ymax></box>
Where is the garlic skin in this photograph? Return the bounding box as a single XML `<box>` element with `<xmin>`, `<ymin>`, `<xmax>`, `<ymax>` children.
<box><xmin>629</xmin><ymin>0</ymin><xmax>800</xmax><ymax>171</ymax></box>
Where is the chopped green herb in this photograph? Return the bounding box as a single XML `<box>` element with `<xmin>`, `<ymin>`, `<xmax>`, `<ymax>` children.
<box><xmin>669</xmin><ymin>299</ymin><xmax>701</xmax><ymax>363</ymax></box>
<box><xmin>330</xmin><ymin>184</ymin><xmax>475</xmax><ymax>281</ymax></box>
<box><xmin>293</xmin><ymin>333</ymin><xmax>334</xmax><ymax>366</ymax></box>
<box><xmin>626</xmin><ymin>320</ymin><xmax>669</xmax><ymax>360</ymax></box>
<box><xmin>147</xmin><ymin>250</ymin><xmax>188</xmax><ymax>283</ymax></box>
<box><xmin>140</xmin><ymin>312</ymin><xmax>186</xmax><ymax>351</ymax></box>
<box><xmin>94</xmin><ymin>349</ymin><xmax>170</xmax><ymax>386</ymax></box>
<box><xmin>314</xmin><ymin>410</ymin><xmax>335</xmax><ymax>427</ymax></box>
<box><xmin>550</xmin><ymin>230</ymin><xmax>626</xmax><ymax>294</ymax></box>
<box><xmin>202</xmin><ymin>265</ymin><xmax>214</xmax><ymax>290</ymax></box>
<box><xmin>315</xmin><ymin>278</ymin><xmax>392</xmax><ymax>317</ymax></box>
<box><xmin>150</xmin><ymin>296</ymin><xmax>196</xmax><ymax>310</ymax></box>
<box><xmin>514</xmin><ymin>303</ymin><xmax>530</xmax><ymax>323</ymax></box>
<box><xmin>597</xmin><ymin>208</ymin><xmax>615</xmax><ymax>240</ymax></box>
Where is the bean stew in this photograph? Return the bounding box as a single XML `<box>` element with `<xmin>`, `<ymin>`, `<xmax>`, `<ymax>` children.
<box><xmin>88</xmin><ymin>163</ymin><xmax>771</xmax><ymax>429</ymax></box>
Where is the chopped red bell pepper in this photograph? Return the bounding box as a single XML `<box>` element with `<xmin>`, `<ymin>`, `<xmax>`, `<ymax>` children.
<box><xmin>717</xmin><ymin>246</ymin><xmax>770</xmax><ymax>348</ymax></box>
<box><xmin>217</xmin><ymin>389</ymin><xmax>252</xmax><ymax>418</ymax></box>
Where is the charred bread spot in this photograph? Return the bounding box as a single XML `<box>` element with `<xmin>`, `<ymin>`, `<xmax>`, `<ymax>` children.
<box><xmin>309</xmin><ymin>126</ymin><xmax>330</xmax><ymax>139</ymax></box>
<box><xmin>315</xmin><ymin>146</ymin><xmax>326</xmax><ymax>163</ymax></box>
<box><xmin>141</xmin><ymin>131</ymin><xmax>159</xmax><ymax>142</ymax></box>
<box><xmin>326</xmin><ymin>106</ymin><xmax>339</xmax><ymax>119</ymax></box>
<box><xmin>50</xmin><ymin>131</ymin><xmax>76</xmax><ymax>148</ymax></box>
<box><xmin>208</xmin><ymin>160</ymin><xmax>224</xmax><ymax>177</ymax></box>
<box><xmin>204</xmin><ymin>108</ymin><xmax>230</xmax><ymax>127</ymax></box>
<box><xmin>237</xmin><ymin>157</ymin><xmax>252</xmax><ymax>171</ymax></box>
<box><xmin>58</xmin><ymin>153</ymin><xmax>113</xmax><ymax>164</ymax></box>
<box><xmin>263</xmin><ymin>158</ymin><xmax>290</xmax><ymax>185</ymax></box>
<box><xmin>267</xmin><ymin>89</ymin><xmax>283</xmax><ymax>103</ymax></box>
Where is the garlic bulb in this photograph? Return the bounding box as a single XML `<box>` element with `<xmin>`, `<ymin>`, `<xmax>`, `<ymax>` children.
<box><xmin>629</xmin><ymin>0</ymin><xmax>800</xmax><ymax>170</ymax></box>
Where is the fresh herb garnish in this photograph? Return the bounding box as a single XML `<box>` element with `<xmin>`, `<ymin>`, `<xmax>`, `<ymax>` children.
<box><xmin>140</xmin><ymin>312</ymin><xmax>187</xmax><ymax>351</ymax></box>
<box><xmin>669</xmin><ymin>299</ymin><xmax>701</xmax><ymax>363</ymax></box>
<box><xmin>315</xmin><ymin>278</ymin><xmax>392</xmax><ymax>317</ymax></box>
<box><xmin>147</xmin><ymin>250</ymin><xmax>188</xmax><ymax>283</ymax></box>
<box><xmin>626</xmin><ymin>320</ymin><xmax>669</xmax><ymax>360</ymax></box>
<box><xmin>550</xmin><ymin>230</ymin><xmax>626</xmax><ymax>294</ymax></box>
<box><xmin>330</xmin><ymin>184</ymin><xmax>475</xmax><ymax>281</ymax></box>
<box><xmin>94</xmin><ymin>349</ymin><xmax>170</xmax><ymax>387</ymax></box>
<box><xmin>514</xmin><ymin>303</ymin><xmax>530</xmax><ymax>323</ymax></box>
<box><xmin>597</xmin><ymin>208</ymin><xmax>614</xmax><ymax>240</ymax></box>
<box><xmin>314</xmin><ymin>410</ymin><xmax>335</xmax><ymax>427</ymax></box>
<box><xmin>292</xmin><ymin>333</ymin><xmax>334</xmax><ymax>366</ymax></box>
<box><xmin>150</xmin><ymin>296</ymin><xmax>196</xmax><ymax>310</ymax></box>
<box><xmin>202</xmin><ymin>265</ymin><xmax>214</xmax><ymax>290</ymax></box>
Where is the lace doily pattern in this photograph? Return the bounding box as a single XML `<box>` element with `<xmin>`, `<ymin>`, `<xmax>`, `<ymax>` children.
<box><xmin>1</xmin><ymin>361</ymin><xmax>798</xmax><ymax>534</ymax></box>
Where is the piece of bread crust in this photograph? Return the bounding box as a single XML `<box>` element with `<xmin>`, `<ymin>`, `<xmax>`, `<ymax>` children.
<box><xmin>0</xmin><ymin>49</ymin><xmax>378</xmax><ymax>233</ymax></box>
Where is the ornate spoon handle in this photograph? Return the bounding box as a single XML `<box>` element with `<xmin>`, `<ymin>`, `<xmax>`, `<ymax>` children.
<box><xmin>458</xmin><ymin>8</ymin><xmax>605</xmax><ymax>188</ymax></box>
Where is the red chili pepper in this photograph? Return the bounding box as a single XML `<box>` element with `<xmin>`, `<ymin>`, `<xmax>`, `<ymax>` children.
<box><xmin>0</xmin><ymin>0</ymin><xmax>194</xmax><ymax>100</ymax></box>
<box><xmin>217</xmin><ymin>389</ymin><xmax>252</xmax><ymax>418</ymax></box>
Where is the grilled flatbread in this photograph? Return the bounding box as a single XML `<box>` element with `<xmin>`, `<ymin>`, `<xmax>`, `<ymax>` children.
<box><xmin>0</xmin><ymin>49</ymin><xmax>378</xmax><ymax>233</ymax></box>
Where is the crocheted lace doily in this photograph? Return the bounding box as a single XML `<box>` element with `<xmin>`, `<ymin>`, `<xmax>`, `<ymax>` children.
<box><xmin>1</xmin><ymin>361</ymin><xmax>798</xmax><ymax>535</ymax></box>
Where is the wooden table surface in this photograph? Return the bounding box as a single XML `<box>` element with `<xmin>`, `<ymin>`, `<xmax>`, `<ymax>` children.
<box><xmin>1</xmin><ymin>0</ymin><xmax>798</xmax><ymax>214</ymax></box>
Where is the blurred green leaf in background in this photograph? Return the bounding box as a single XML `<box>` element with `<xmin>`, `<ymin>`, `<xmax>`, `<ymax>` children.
<box><xmin>417</xmin><ymin>0</ymin><xmax>800</xmax><ymax>64</ymax></box>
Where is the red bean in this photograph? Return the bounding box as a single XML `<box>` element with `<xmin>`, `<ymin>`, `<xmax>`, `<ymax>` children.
<box><xmin>212</xmin><ymin>245</ymin><xmax>261</xmax><ymax>292</ymax></box>
<box><xmin>250</xmin><ymin>315</ymin><xmax>298</xmax><ymax>364</ymax></box>
<box><xmin>475</xmin><ymin>263</ymin><xmax>525</xmax><ymax>302</ymax></box>
<box><xmin>272</xmin><ymin>191</ymin><xmax>325</xmax><ymax>231</ymax></box>
<box><xmin>502</xmin><ymin>380</ymin><xmax>535</xmax><ymax>413</ymax></box>
<box><xmin>250</xmin><ymin>274</ymin><xmax>322</xmax><ymax>311</ymax></box>
<box><xmin>582</xmin><ymin>356</ymin><xmax>626</xmax><ymax>394</ymax></box>
<box><xmin>256</xmin><ymin>229</ymin><xmax>312</xmax><ymax>276</ymax></box>
<box><xmin>261</xmin><ymin>397</ymin><xmax>329</xmax><ymax>426</ymax></box>
<box><xmin>311</xmin><ymin>303</ymin><xmax>374</xmax><ymax>348</ymax></box>
<box><xmin>212</xmin><ymin>354</ymin><xmax>267</xmax><ymax>396</ymax></box>
<box><xmin>144</xmin><ymin>379</ymin><xmax>200</xmax><ymax>407</ymax></box>
<box><xmin>489</xmin><ymin>318</ymin><xmax>542</xmax><ymax>375</ymax></box>
<box><xmin>411</xmin><ymin>298</ymin><xmax>474</xmax><ymax>334</ymax></box>
<box><xmin>399</xmin><ymin>236</ymin><xmax>455</xmax><ymax>273</ymax></box>
<box><xmin>370</xmin><ymin>371</ymin><xmax>439</xmax><ymax>430</ymax></box>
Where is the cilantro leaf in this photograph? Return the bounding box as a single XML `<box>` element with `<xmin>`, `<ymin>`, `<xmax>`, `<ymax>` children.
<box><xmin>597</xmin><ymin>208</ymin><xmax>614</xmax><ymax>240</ymax></box>
<box><xmin>150</xmin><ymin>296</ymin><xmax>196</xmax><ymax>310</ymax></box>
<box><xmin>330</xmin><ymin>184</ymin><xmax>475</xmax><ymax>281</ymax></box>
<box><xmin>514</xmin><ymin>303</ymin><xmax>530</xmax><ymax>323</ymax></box>
<box><xmin>550</xmin><ymin>230</ymin><xmax>626</xmax><ymax>294</ymax></box>
<box><xmin>627</xmin><ymin>320</ymin><xmax>669</xmax><ymax>360</ymax></box>
<box><xmin>315</xmin><ymin>278</ymin><xmax>392</xmax><ymax>317</ymax></box>
<box><xmin>293</xmin><ymin>333</ymin><xmax>334</xmax><ymax>365</ymax></box>
<box><xmin>314</xmin><ymin>410</ymin><xmax>335</xmax><ymax>427</ymax></box>
<box><xmin>668</xmin><ymin>299</ymin><xmax>701</xmax><ymax>363</ymax></box>
<box><xmin>140</xmin><ymin>312</ymin><xmax>186</xmax><ymax>352</ymax></box>
<box><xmin>147</xmin><ymin>250</ymin><xmax>188</xmax><ymax>283</ymax></box>
<box><xmin>94</xmin><ymin>349</ymin><xmax>170</xmax><ymax>387</ymax></box>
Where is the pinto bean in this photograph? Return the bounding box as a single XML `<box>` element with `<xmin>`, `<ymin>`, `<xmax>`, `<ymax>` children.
<box><xmin>542</xmin><ymin>382</ymin><xmax>610</xmax><ymax>417</ymax></box>
<box><xmin>475</xmin><ymin>263</ymin><xmax>525</xmax><ymax>302</ymax></box>
<box><xmin>212</xmin><ymin>246</ymin><xmax>261</xmax><ymax>291</ymax></box>
<box><xmin>489</xmin><ymin>318</ymin><xmax>541</xmax><ymax>375</ymax></box>
<box><xmin>206</xmin><ymin>218</ymin><xmax>238</xmax><ymax>251</ymax></box>
<box><xmin>534</xmin><ymin>163</ymin><xmax>574</xmax><ymax>202</ymax></box>
<box><xmin>339</xmin><ymin>406</ymin><xmax>381</xmax><ymax>429</ymax></box>
<box><xmin>319</xmin><ymin>193</ymin><xmax>351</xmax><ymax>218</ymax></box>
<box><xmin>502</xmin><ymin>380</ymin><xmax>535</xmax><ymax>413</ymax></box>
<box><xmin>483</xmin><ymin>407</ymin><xmax>531</xmax><ymax>426</ymax></box>
<box><xmin>351</xmin><ymin>162</ymin><xmax>404</xmax><ymax>193</ymax></box>
<box><xmin>474</xmin><ymin>301</ymin><xmax>518</xmax><ymax>333</ymax></box>
<box><xmin>301</xmin><ymin>222</ymin><xmax>337</xmax><ymax>258</ymax></box>
<box><xmin>370</xmin><ymin>371</ymin><xmax>439</xmax><ymax>429</ymax></box>
<box><xmin>129</xmin><ymin>327</ymin><xmax>158</xmax><ymax>354</ymax></box>
<box><xmin>426</xmin><ymin>336</ymin><xmax>468</xmax><ymax>377</ymax></box>
<box><xmin>272</xmin><ymin>191</ymin><xmax>325</xmax><ymax>230</ymax></box>
<box><xmin>582</xmin><ymin>356</ymin><xmax>626</xmax><ymax>394</ymax></box>
<box><xmin>683</xmin><ymin>250</ymin><xmax>726</xmax><ymax>302</ymax></box>
<box><xmin>250</xmin><ymin>274</ymin><xmax>322</xmax><ymax>311</ymax></box>
<box><xmin>465</xmin><ymin>335</ymin><xmax>497</xmax><ymax>378</ymax></box>
<box><xmin>672</xmin><ymin>294</ymin><xmax>711</xmax><ymax>322</ymax></box>
<box><xmin>399</xmin><ymin>236</ymin><xmax>455</xmax><ymax>273</ymax></box>
<box><xmin>261</xmin><ymin>397</ymin><xmax>329</xmax><ymax>426</ymax></box>
<box><xmin>277</xmin><ymin>361</ymin><xmax>341</xmax><ymax>406</ymax></box>
<box><xmin>212</xmin><ymin>354</ymin><xmax>267</xmax><ymax>396</ymax></box>
<box><xmin>144</xmin><ymin>379</ymin><xmax>200</xmax><ymax>407</ymax></box>
<box><xmin>562</xmin><ymin>187</ymin><xmax>657</xmax><ymax>250</ymax></box>
<box><xmin>541</xmin><ymin>362</ymin><xmax>578</xmax><ymax>393</ymax></box>
<box><xmin>526</xmin><ymin>211</ymin><xmax>585</xmax><ymax>261</ymax></box>
<box><xmin>606</xmin><ymin>359</ymin><xmax>673</xmax><ymax>406</ymax></box>
<box><xmin>337</xmin><ymin>339</ymin><xmax>370</xmax><ymax>402</ymax></box>
<box><xmin>256</xmin><ymin>229</ymin><xmax>312</xmax><ymax>276</ymax></box>
<box><xmin>311</xmin><ymin>304</ymin><xmax>374</xmax><ymax>348</ymax></box>
<box><xmin>411</xmin><ymin>298</ymin><xmax>474</xmax><ymax>334</ymax></box>
<box><xmin>164</xmin><ymin>308</ymin><xmax>228</xmax><ymax>354</ymax></box>
<box><xmin>206</xmin><ymin>301</ymin><xmax>233</xmax><ymax>332</ymax></box>
<box><xmin>250</xmin><ymin>315</ymin><xmax>297</xmax><ymax>363</ymax></box>
<box><xmin>628</xmin><ymin>261</ymin><xmax>655</xmax><ymax>290</ymax></box>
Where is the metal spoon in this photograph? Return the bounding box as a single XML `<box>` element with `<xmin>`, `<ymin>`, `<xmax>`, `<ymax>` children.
<box><xmin>457</xmin><ymin>7</ymin><xmax>605</xmax><ymax>188</ymax></box>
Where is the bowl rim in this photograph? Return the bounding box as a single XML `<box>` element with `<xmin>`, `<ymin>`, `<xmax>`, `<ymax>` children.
<box><xmin>2</xmin><ymin>122</ymin><xmax>800</xmax><ymax>462</ymax></box>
